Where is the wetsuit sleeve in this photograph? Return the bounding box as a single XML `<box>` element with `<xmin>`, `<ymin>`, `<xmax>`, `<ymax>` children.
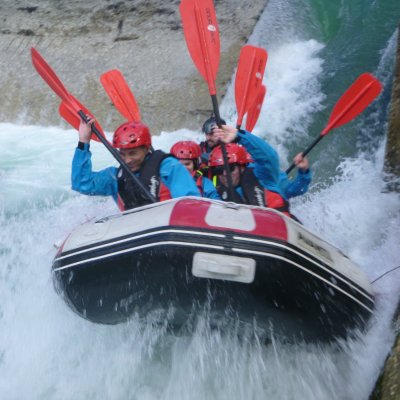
<box><xmin>71</xmin><ymin>144</ymin><xmax>118</xmax><ymax>200</ymax></box>
<box><xmin>202</xmin><ymin>177</ymin><xmax>221</xmax><ymax>200</ymax></box>
<box><xmin>237</xmin><ymin>130</ymin><xmax>283</xmax><ymax>194</ymax></box>
<box><xmin>159</xmin><ymin>157</ymin><xmax>201</xmax><ymax>198</ymax></box>
<box><xmin>279</xmin><ymin>169</ymin><xmax>312</xmax><ymax>199</ymax></box>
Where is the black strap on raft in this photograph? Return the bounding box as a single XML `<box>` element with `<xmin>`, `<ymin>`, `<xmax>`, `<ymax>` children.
<box><xmin>371</xmin><ymin>266</ymin><xmax>400</xmax><ymax>284</ymax></box>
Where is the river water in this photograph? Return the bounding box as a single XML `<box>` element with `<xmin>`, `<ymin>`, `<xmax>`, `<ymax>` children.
<box><xmin>1</xmin><ymin>0</ymin><xmax>399</xmax><ymax>399</ymax></box>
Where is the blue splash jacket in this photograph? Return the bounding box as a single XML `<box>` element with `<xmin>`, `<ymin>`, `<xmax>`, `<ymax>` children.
<box><xmin>71</xmin><ymin>143</ymin><xmax>201</xmax><ymax>203</ymax></box>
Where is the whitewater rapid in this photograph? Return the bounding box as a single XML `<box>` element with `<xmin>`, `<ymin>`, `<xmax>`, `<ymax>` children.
<box><xmin>1</xmin><ymin>0</ymin><xmax>400</xmax><ymax>398</ymax></box>
<box><xmin>0</xmin><ymin>121</ymin><xmax>399</xmax><ymax>399</ymax></box>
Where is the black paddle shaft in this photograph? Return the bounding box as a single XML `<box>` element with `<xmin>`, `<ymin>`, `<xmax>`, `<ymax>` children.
<box><xmin>211</xmin><ymin>95</ymin><xmax>236</xmax><ymax>201</ymax></box>
<box><xmin>285</xmin><ymin>135</ymin><xmax>323</xmax><ymax>174</ymax></box>
<box><xmin>78</xmin><ymin>111</ymin><xmax>157</xmax><ymax>204</ymax></box>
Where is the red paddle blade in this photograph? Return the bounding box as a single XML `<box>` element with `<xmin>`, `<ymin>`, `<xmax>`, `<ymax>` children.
<box><xmin>245</xmin><ymin>84</ymin><xmax>267</xmax><ymax>132</ymax></box>
<box><xmin>31</xmin><ymin>47</ymin><xmax>80</xmax><ymax>112</ymax></box>
<box><xmin>235</xmin><ymin>45</ymin><xmax>268</xmax><ymax>127</ymax></box>
<box><xmin>59</xmin><ymin>97</ymin><xmax>105</xmax><ymax>143</ymax></box>
<box><xmin>322</xmin><ymin>73</ymin><xmax>382</xmax><ymax>135</ymax></box>
<box><xmin>100</xmin><ymin>69</ymin><xmax>141</xmax><ymax>122</ymax></box>
<box><xmin>180</xmin><ymin>0</ymin><xmax>220</xmax><ymax>95</ymax></box>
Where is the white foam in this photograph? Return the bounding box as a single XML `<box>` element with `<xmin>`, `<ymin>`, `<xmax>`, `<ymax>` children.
<box><xmin>0</xmin><ymin>0</ymin><xmax>399</xmax><ymax>398</ymax></box>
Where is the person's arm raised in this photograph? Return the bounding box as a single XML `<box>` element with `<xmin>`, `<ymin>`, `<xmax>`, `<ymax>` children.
<box><xmin>78</xmin><ymin>116</ymin><xmax>95</xmax><ymax>145</ymax></box>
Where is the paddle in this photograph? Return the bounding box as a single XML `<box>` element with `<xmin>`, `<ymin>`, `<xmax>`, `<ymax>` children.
<box><xmin>180</xmin><ymin>0</ymin><xmax>235</xmax><ymax>199</ymax></box>
<box><xmin>100</xmin><ymin>69</ymin><xmax>141</xmax><ymax>122</ymax></box>
<box><xmin>59</xmin><ymin>96</ymin><xmax>106</xmax><ymax>141</ymax></box>
<box><xmin>235</xmin><ymin>45</ymin><xmax>268</xmax><ymax>129</ymax></box>
<box><xmin>286</xmin><ymin>73</ymin><xmax>383</xmax><ymax>174</ymax></box>
<box><xmin>245</xmin><ymin>84</ymin><xmax>267</xmax><ymax>132</ymax></box>
<box><xmin>31</xmin><ymin>47</ymin><xmax>156</xmax><ymax>203</ymax></box>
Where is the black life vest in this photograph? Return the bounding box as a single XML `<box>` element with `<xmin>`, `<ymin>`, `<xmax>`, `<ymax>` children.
<box><xmin>215</xmin><ymin>168</ymin><xmax>290</xmax><ymax>214</ymax></box>
<box><xmin>117</xmin><ymin>150</ymin><xmax>172</xmax><ymax>211</ymax></box>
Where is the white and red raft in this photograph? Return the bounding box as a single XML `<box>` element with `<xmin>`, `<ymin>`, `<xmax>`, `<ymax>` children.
<box><xmin>52</xmin><ymin>197</ymin><xmax>374</xmax><ymax>342</ymax></box>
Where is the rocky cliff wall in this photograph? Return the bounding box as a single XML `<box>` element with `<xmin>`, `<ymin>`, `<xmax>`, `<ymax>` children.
<box><xmin>0</xmin><ymin>0</ymin><xmax>267</xmax><ymax>133</ymax></box>
<box><xmin>384</xmin><ymin>26</ymin><xmax>400</xmax><ymax>189</ymax></box>
<box><xmin>372</xmin><ymin>25</ymin><xmax>400</xmax><ymax>400</ymax></box>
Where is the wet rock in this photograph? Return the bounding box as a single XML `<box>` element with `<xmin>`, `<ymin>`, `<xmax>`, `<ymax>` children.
<box><xmin>370</xmin><ymin>310</ymin><xmax>400</xmax><ymax>400</ymax></box>
<box><xmin>0</xmin><ymin>0</ymin><xmax>268</xmax><ymax>134</ymax></box>
<box><xmin>384</xmin><ymin>26</ymin><xmax>400</xmax><ymax>191</ymax></box>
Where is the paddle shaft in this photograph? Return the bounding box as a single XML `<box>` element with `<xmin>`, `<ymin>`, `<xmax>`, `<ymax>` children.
<box><xmin>211</xmin><ymin>95</ymin><xmax>237</xmax><ymax>201</ymax></box>
<box><xmin>78</xmin><ymin>111</ymin><xmax>156</xmax><ymax>203</ymax></box>
<box><xmin>285</xmin><ymin>135</ymin><xmax>322</xmax><ymax>174</ymax></box>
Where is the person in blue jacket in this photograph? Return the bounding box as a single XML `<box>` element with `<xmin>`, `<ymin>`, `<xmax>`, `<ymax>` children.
<box><xmin>209</xmin><ymin>124</ymin><xmax>291</xmax><ymax>215</ymax></box>
<box><xmin>72</xmin><ymin>117</ymin><xmax>201</xmax><ymax>211</ymax></box>
<box><xmin>170</xmin><ymin>140</ymin><xmax>220</xmax><ymax>200</ymax></box>
<box><xmin>279</xmin><ymin>154</ymin><xmax>312</xmax><ymax>199</ymax></box>
<box><xmin>200</xmin><ymin>116</ymin><xmax>311</xmax><ymax>199</ymax></box>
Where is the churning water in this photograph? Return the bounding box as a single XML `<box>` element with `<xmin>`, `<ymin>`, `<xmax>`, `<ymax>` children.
<box><xmin>1</xmin><ymin>0</ymin><xmax>399</xmax><ymax>398</ymax></box>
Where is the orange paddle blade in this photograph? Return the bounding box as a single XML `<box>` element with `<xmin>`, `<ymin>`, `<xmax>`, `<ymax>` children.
<box><xmin>245</xmin><ymin>84</ymin><xmax>267</xmax><ymax>132</ymax></box>
<box><xmin>31</xmin><ymin>47</ymin><xmax>80</xmax><ymax>112</ymax></box>
<box><xmin>235</xmin><ymin>45</ymin><xmax>268</xmax><ymax>127</ymax></box>
<box><xmin>59</xmin><ymin>97</ymin><xmax>106</xmax><ymax>143</ymax></box>
<box><xmin>180</xmin><ymin>0</ymin><xmax>220</xmax><ymax>95</ymax></box>
<box><xmin>32</xmin><ymin>47</ymin><xmax>107</xmax><ymax>142</ymax></box>
<box><xmin>322</xmin><ymin>73</ymin><xmax>382</xmax><ymax>135</ymax></box>
<box><xmin>100</xmin><ymin>69</ymin><xmax>141</xmax><ymax>122</ymax></box>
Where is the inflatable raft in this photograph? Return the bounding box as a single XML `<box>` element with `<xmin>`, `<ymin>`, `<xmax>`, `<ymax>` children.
<box><xmin>52</xmin><ymin>197</ymin><xmax>374</xmax><ymax>342</ymax></box>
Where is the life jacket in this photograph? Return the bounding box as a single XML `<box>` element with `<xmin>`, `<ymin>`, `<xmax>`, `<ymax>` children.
<box><xmin>192</xmin><ymin>170</ymin><xmax>204</xmax><ymax>196</ymax></box>
<box><xmin>215</xmin><ymin>168</ymin><xmax>290</xmax><ymax>215</ymax></box>
<box><xmin>117</xmin><ymin>150</ymin><xmax>172</xmax><ymax>211</ymax></box>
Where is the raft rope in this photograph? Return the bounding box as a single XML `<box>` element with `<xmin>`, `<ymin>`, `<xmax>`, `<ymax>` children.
<box><xmin>371</xmin><ymin>266</ymin><xmax>400</xmax><ymax>284</ymax></box>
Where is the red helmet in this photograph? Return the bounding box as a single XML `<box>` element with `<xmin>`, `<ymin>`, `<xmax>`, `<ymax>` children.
<box><xmin>112</xmin><ymin>121</ymin><xmax>151</xmax><ymax>149</ymax></box>
<box><xmin>208</xmin><ymin>144</ymin><xmax>248</xmax><ymax>167</ymax></box>
<box><xmin>170</xmin><ymin>141</ymin><xmax>201</xmax><ymax>160</ymax></box>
